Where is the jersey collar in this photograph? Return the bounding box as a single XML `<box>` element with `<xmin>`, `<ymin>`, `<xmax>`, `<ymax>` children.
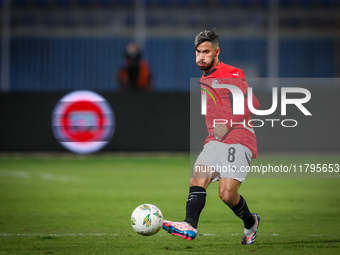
<box><xmin>203</xmin><ymin>61</ymin><xmax>221</xmax><ymax>77</ymax></box>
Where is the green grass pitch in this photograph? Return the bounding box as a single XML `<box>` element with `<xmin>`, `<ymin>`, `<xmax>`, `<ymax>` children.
<box><xmin>0</xmin><ymin>153</ymin><xmax>339</xmax><ymax>254</ymax></box>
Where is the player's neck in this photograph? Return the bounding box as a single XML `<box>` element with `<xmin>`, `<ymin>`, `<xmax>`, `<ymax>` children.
<box><xmin>203</xmin><ymin>60</ymin><xmax>220</xmax><ymax>74</ymax></box>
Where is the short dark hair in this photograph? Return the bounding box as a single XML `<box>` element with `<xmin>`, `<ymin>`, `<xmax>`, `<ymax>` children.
<box><xmin>194</xmin><ymin>30</ymin><xmax>219</xmax><ymax>49</ymax></box>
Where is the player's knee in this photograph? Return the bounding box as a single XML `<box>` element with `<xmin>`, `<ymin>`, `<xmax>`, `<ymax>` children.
<box><xmin>190</xmin><ymin>177</ymin><xmax>210</xmax><ymax>190</ymax></box>
<box><xmin>219</xmin><ymin>189</ymin><xmax>238</xmax><ymax>207</ymax></box>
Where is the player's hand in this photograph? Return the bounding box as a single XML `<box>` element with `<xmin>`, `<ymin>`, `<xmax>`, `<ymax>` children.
<box><xmin>212</xmin><ymin>124</ymin><xmax>229</xmax><ymax>141</ymax></box>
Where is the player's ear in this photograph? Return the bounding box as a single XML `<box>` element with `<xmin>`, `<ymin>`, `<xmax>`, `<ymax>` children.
<box><xmin>215</xmin><ymin>47</ymin><xmax>220</xmax><ymax>57</ymax></box>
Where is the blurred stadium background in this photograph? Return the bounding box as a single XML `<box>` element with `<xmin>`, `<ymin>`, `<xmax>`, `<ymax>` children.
<box><xmin>0</xmin><ymin>3</ymin><xmax>339</xmax><ymax>254</ymax></box>
<box><xmin>0</xmin><ymin>0</ymin><xmax>339</xmax><ymax>153</ymax></box>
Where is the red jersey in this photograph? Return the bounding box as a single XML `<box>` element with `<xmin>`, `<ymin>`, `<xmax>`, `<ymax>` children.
<box><xmin>200</xmin><ymin>62</ymin><xmax>259</xmax><ymax>159</ymax></box>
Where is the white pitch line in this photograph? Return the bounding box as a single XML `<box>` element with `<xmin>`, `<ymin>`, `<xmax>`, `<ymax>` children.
<box><xmin>0</xmin><ymin>170</ymin><xmax>79</xmax><ymax>182</ymax></box>
<box><xmin>310</xmin><ymin>234</ymin><xmax>335</xmax><ymax>237</ymax></box>
<box><xmin>0</xmin><ymin>170</ymin><xmax>30</xmax><ymax>178</ymax></box>
<box><xmin>39</xmin><ymin>172</ymin><xmax>79</xmax><ymax>182</ymax></box>
<box><xmin>0</xmin><ymin>233</ymin><xmax>336</xmax><ymax>238</ymax></box>
<box><xmin>0</xmin><ymin>233</ymin><xmax>117</xmax><ymax>237</ymax></box>
<box><xmin>202</xmin><ymin>233</ymin><xmax>281</xmax><ymax>237</ymax></box>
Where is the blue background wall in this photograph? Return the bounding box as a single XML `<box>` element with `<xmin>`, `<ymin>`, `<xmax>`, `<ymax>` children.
<box><xmin>8</xmin><ymin>37</ymin><xmax>336</xmax><ymax>93</ymax></box>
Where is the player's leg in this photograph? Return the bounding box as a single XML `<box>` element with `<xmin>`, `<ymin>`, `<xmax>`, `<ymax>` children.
<box><xmin>217</xmin><ymin>143</ymin><xmax>260</xmax><ymax>245</ymax></box>
<box><xmin>162</xmin><ymin>142</ymin><xmax>219</xmax><ymax>240</ymax></box>
<box><xmin>219</xmin><ymin>178</ymin><xmax>255</xmax><ymax>227</ymax></box>
<box><xmin>218</xmin><ymin>178</ymin><xmax>259</xmax><ymax>245</ymax></box>
<box><xmin>184</xmin><ymin>165</ymin><xmax>215</xmax><ymax>228</ymax></box>
<box><xmin>162</xmin><ymin>166</ymin><xmax>215</xmax><ymax>240</ymax></box>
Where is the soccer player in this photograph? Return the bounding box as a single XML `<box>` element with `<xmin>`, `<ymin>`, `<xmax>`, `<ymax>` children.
<box><xmin>162</xmin><ymin>30</ymin><xmax>261</xmax><ymax>245</ymax></box>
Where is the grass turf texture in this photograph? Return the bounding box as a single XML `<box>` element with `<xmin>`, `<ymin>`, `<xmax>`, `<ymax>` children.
<box><xmin>0</xmin><ymin>153</ymin><xmax>339</xmax><ymax>254</ymax></box>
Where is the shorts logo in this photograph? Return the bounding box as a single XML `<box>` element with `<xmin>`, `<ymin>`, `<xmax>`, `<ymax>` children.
<box><xmin>52</xmin><ymin>90</ymin><xmax>115</xmax><ymax>154</ymax></box>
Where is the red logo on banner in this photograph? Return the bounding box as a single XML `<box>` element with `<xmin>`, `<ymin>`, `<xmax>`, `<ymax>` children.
<box><xmin>52</xmin><ymin>91</ymin><xmax>115</xmax><ymax>154</ymax></box>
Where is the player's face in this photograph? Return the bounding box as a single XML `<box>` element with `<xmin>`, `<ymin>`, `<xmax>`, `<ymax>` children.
<box><xmin>196</xmin><ymin>41</ymin><xmax>220</xmax><ymax>73</ymax></box>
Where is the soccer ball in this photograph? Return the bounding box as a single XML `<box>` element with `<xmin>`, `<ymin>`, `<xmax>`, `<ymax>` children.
<box><xmin>131</xmin><ymin>204</ymin><xmax>163</xmax><ymax>236</ymax></box>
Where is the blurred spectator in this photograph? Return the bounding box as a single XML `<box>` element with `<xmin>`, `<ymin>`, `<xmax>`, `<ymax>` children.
<box><xmin>117</xmin><ymin>42</ymin><xmax>153</xmax><ymax>93</ymax></box>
